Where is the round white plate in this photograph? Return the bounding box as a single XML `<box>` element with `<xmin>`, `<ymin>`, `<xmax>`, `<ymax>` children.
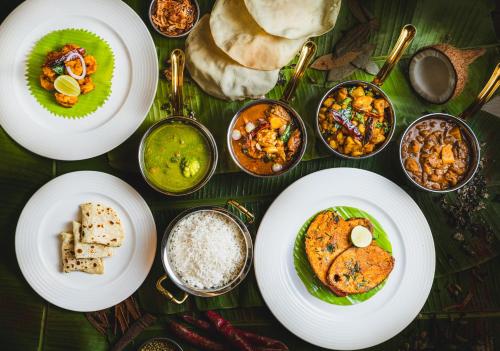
<box><xmin>0</xmin><ymin>0</ymin><xmax>158</xmax><ymax>160</ymax></box>
<box><xmin>15</xmin><ymin>171</ymin><xmax>157</xmax><ymax>312</ymax></box>
<box><xmin>255</xmin><ymin>168</ymin><xmax>435</xmax><ymax>350</ymax></box>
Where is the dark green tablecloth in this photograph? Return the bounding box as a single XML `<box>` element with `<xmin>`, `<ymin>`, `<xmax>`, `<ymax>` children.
<box><xmin>1</xmin><ymin>0</ymin><xmax>499</xmax><ymax>350</ymax></box>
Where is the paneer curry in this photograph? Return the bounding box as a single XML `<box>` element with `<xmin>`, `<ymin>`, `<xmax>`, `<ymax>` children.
<box><xmin>318</xmin><ymin>84</ymin><xmax>392</xmax><ymax>157</ymax></box>
<box><xmin>230</xmin><ymin>102</ymin><xmax>303</xmax><ymax>176</ymax></box>
<box><xmin>401</xmin><ymin>119</ymin><xmax>470</xmax><ymax>190</ymax></box>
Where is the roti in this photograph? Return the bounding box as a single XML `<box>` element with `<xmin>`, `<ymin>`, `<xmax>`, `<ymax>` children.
<box><xmin>73</xmin><ymin>221</ymin><xmax>113</xmax><ymax>259</ymax></box>
<box><xmin>80</xmin><ymin>203</ymin><xmax>124</xmax><ymax>247</ymax></box>
<box><xmin>60</xmin><ymin>232</ymin><xmax>104</xmax><ymax>274</ymax></box>
<box><xmin>244</xmin><ymin>0</ymin><xmax>342</xmax><ymax>39</ymax></box>
<box><xmin>186</xmin><ymin>15</ymin><xmax>279</xmax><ymax>100</ymax></box>
<box><xmin>210</xmin><ymin>0</ymin><xmax>306</xmax><ymax>70</ymax></box>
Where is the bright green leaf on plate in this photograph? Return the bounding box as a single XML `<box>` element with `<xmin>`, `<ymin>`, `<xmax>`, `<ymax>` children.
<box><xmin>293</xmin><ymin>206</ymin><xmax>392</xmax><ymax>305</ymax></box>
<box><xmin>26</xmin><ymin>28</ymin><xmax>114</xmax><ymax>119</ymax></box>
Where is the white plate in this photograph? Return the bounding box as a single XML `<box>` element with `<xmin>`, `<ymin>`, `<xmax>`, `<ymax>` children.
<box><xmin>255</xmin><ymin>168</ymin><xmax>435</xmax><ymax>350</ymax></box>
<box><xmin>15</xmin><ymin>171</ymin><xmax>157</xmax><ymax>312</ymax></box>
<box><xmin>0</xmin><ymin>0</ymin><xmax>158</xmax><ymax>160</ymax></box>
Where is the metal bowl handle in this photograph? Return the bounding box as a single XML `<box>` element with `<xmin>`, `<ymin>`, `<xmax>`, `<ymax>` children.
<box><xmin>227</xmin><ymin>199</ymin><xmax>255</xmax><ymax>224</ymax></box>
<box><xmin>280</xmin><ymin>41</ymin><xmax>317</xmax><ymax>103</ymax></box>
<box><xmin>156</xmin><ymin>274</ymin><xmax>189</xmax><ymax>304</ymax></box>
<box><xmin>171</xmin><ymin>49</ymin><xmax>185</xmax><ymax>117</ymax></box>
<box><xmin>460</xmin><ymin>62</ymin><xmax>500</xmax><ymax>120</ymax></box>
<box><xmin>373</xmin><ymin>24</ymin><xmax>416</xmax><ymax>86</ymax></box>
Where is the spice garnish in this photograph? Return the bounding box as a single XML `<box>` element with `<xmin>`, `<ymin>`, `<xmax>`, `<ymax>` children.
<box><xmin>151</xmin><ymin>0</ymin><xmax>197</xmax><ymax>37</ymax></box>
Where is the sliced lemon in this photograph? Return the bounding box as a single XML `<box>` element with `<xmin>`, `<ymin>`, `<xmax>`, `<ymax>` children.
<box><xmin>351</xmin><ymin>225</ymin><xmax>372</xmax><ymax>248</ymax></box>
<box><xmin>54</xmin><ymin>75</ymin><xmax>81</xmax><ymax>97</ymax></box>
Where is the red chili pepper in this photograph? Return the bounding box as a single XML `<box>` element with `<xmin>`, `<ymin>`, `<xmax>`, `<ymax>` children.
<box><xmin>238</xmin><ymin>330</ymin><xmax>288</xmax><ymax>350</ymax></box>
<box><xmin>166</xmin><ymin>319</ymin><xmax>226</xmax><ymax>351</ymax></box>
<box><xmin>364</xmin><ymin>116</ymin><xmax>374</xmax><ymax>145</ymax></box>
<box><xmin>181</xmin><ymin>313</ymin><xmax>288</xmax><ymax>350</ymax></box>
<box><xmin>327</xmin><ymin>108</ymin><xmax>362</xmax><ymax>141</ymax></box>
<box><xmin>180</xmin><ymin>314</ymin><xmax>212</xmax><ymax>330</ymax></box>
<box><xmin>205</xmin><ymin>311</ymin><xmax>255</xmax><ymax>351</ymax></box>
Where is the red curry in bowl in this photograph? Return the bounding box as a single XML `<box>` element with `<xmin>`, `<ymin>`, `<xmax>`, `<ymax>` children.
<box><xmin>229</xmin><ymin>101</ymin><xmax>304</xmax><ymax>176</ymax></box>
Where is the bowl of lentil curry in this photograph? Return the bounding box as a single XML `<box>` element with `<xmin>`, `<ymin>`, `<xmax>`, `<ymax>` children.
<box><xmin>316</xmin><ymin>25</ymin><xmax>416</xmax><ymax>159</ymax></box>
<box><xmin>149</xmin><ymin>0</ymin><xmax>199</xmax><ymax>38</ymax></box>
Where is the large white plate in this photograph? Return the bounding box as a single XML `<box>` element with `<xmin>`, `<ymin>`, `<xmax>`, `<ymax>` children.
<box><xmin>15</xmin><ymin>171</ymin><xmax>157</xmax><ymax>312</ymax></box>
<box><xmin>255</xmin><ymin>168</ymin><xmax>435</xmax><ymax>350</ymax></box>
<box><xmin>0</xmin><ymin>0</ymin><xmax>158</xmax><ymax>160</ymax></box>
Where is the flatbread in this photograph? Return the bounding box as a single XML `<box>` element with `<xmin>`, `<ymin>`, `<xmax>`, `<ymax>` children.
<box><xmin>80</xmin><ymin>203</ymin><xmax>124</xmax><ymax>247</ymax></box>
<box><xmin>186</xmin><ymin>15</ymin><xmax>279</xmax><ymax>101</ymax></box>
<box><xmin>244</xmin><ymin>0</ymin><xmax>342</xmax><ymax>39</ymax></box>
<box><xmin>210</xmin><ymin>0</ymin><xmax>306</xmax><ymax>70</ymax></box>
<box><xmin>73</xmin><ymin>221</ymin><xmax>113</xmax><ymax>259</ymax></box>
<box><xmin>60</xmin><ymin>232</ymin><xmax>104</xmax><ymax>274</ymax></box>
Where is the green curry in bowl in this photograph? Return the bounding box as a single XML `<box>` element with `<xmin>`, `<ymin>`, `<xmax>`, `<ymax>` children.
<box><xmin>143</xmin><ymin>120</ymin><xmax>213</xmax><ymax>194</ymax></box>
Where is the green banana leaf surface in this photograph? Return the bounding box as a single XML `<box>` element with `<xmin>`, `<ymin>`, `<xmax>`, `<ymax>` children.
<box><xmin>0</xmin><ymin>0</ymin><xmax>499</xmax><ymax>350</ymax></box>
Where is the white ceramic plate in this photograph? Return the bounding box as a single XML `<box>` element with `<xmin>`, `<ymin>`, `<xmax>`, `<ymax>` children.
<box><xmin>15</xmin><ymin>171</ymin><xmax>157</xmax><ymax>312</ymax></box>
<box><xmin>255</xmin><ymin>168</ymin><xmax>435</xmax><ymax>350</ymax></box>
<box><xmin>0</xmin><ymin>0</ymin><xmax>158</xmax><ymax>160</ymax></box>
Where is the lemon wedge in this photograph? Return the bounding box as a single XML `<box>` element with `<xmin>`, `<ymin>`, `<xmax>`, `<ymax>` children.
<box><xmin>351</xmin><ymin>225</ymin><xmax>372</xmax><ymax>248</ymax></box>
<box><xmin>54</xmin><ymin>75</ymin><xmax>81</xmax><ymax>97</ymax></box>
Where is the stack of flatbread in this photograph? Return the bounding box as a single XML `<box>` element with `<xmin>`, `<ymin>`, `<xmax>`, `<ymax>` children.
<box><xmin>186</xmin><ymin>0</ymin><xmax>342</xmax><ymax>100</ymax></box>
<box><xmin>60</xmin><ymin>203</ymin><xmax>124</xmax><ymax>275</ymax></box>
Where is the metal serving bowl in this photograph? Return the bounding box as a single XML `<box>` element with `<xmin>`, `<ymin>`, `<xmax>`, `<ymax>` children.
<box><xmin>227</xmin><ymin>98</ymin><xmax>308</xmax><ymax>178</ymax></box>
<box><xmin>316</xmin><ymin>80</ymin><xmax>396</xmax><ymax>160</ymax></box>
<box><xmin>138</xmin><ymin>49</ymin><xmax>218</xmax><ymax>196</ymax></box>
<box><xmin>138</xmin><ymin>337</ymin><xmax>183</xmax><ymax>351</ymax></box>
<box><xmin>227</xmin><ymin>41</ymin><xmax>316</xmax><ymax>178</ymax></box>
<box><xmin>138</xmin><ymin>116</ymin><xmax>218</xmax><ymax>196</ymax></box>
<box><xmin>148</xmin><ymin>0</ymin><xmax>200</xmax><ymax>38</ymax></box>
<box><xmin>399</xmin><ymin>62</ymin><xmax>499</xmax><ymax>193</ymax></box>
<box><xmin>316</xmin><ymin>24</ymin><xmax>416</xmax><ymax>159</ymax></box>
<box><xmin>399</xmin><ymin>113</ymin><xmax>480</xmax><ymax>193</ymax></box>
<box><xmin>156</xmin><ymin>201</ymin><xmax>254</xmax><ymax>303</ymax></box>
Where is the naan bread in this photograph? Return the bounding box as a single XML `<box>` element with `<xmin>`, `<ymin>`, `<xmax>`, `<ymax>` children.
<box><xmin>186</xmin><ymin>15</ymin><xmax>279</xmax><ymax>100</ymax></box>
<box><xmin>244</xmin><ymin>0</ymin><xmax>342</xmax><ymax>39</ymax></box>
<box><xmin>210</xmin><ymin>0</ymin><xmax>306</xmax><ymax>70</ymax></box>
<box><xmin>73</xmin><ymin>221</ymin><xmax>113</xmax><ymax>259</ymax></box>
<box><xmin>60</xmin><ymin>232</ymin><xmax>104</xmax><ymax>274</ymax></box>
<box><xmin>80</xmin><ymin>203</ymin><xmax>124</xmax><ymax>247</ymax></box>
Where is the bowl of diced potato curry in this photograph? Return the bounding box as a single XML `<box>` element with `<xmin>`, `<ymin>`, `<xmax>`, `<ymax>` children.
<box><xmin>399</xmin><ymin>113</ymin><xmax>480</xmax><ymax>193</ymax></box>
<box><xmin>316</xmin><ymin>81</ymin><xmax>395</xmax><ymax>159</ymax></box>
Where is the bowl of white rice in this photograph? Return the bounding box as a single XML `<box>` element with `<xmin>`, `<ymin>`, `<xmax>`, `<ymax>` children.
<box><xmin>157</xmin><ymin>204</ymin><xmax>253</xmax><ymax>299</ymax></box>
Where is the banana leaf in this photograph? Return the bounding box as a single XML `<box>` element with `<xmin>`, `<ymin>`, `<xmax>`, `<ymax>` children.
<box><xmin>0</xmin><ymin>0</ymin><xmax>499</xmax><ymax>350</ymax></box>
